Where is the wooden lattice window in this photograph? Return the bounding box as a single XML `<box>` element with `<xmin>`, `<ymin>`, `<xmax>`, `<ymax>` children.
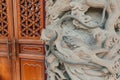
<box><xmin>0</xmin><ymin>0</ymin><xmax>8</xmax><ymax>38</ymax></box>
<box><xmin>18</xmin><ymin>0</ymin><xmax>44</xmax><ymax>39</ymax></box>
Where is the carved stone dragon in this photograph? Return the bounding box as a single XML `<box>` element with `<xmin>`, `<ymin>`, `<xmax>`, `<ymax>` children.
<box><xmin>42</xmin><ymin>0</ymin><xmax>120</xmax><ymax>80</ymax></box>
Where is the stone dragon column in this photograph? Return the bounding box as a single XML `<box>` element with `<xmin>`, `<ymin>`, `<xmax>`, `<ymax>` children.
<box><xmin>41</xmin><ymin>0</ymin><xmax>120</xmax><ymax>80</ymax></box>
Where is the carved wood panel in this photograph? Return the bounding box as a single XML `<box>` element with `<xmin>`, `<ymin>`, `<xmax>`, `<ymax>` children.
<box><xmin>14</xmin><ymin>0</ymin><xmax>45</xmax><ymax>80</ymax></box>
<box><xmin>17</xmin><ymin>0</ymin><xmax>44</xmax><ymax>39</ymax></box>
<box><xmin>0</xmin><ymin>0</ymin><xmax>8</xmax><ymax>38</ymax></box>
<box><xmin>20</xmin><ymin>44</ymin><xmax>44</xmax><ymax>54</ymax></box>
<box><xmin>21</xmin><ymin>59</ymin><xmax>45</xmax><ymax>80</ymax></box>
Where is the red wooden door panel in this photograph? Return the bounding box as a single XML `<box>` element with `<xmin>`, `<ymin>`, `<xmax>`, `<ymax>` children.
<box><xmin>21</xmin><ymin>59</ymin><xmax>45</xmax><ymax>80</ymax></box>
<box><xmin>0</xmin><ymin>57</ymin><xmax>11</xmax><ymax>80</ymax></box>
<box><xmin>0</xmin><ymin>0</ymin><xmax>45</xmax><ymax>80</ymax></box>
<box><xmin>13</xmin><ymin>0</ymin><xmax>45</xmax><ymax>80</ymax></box>
<box><xmin>0</xmin><ymin>0</ymin><xmax>13</xmax><ymax>80</ymax></box>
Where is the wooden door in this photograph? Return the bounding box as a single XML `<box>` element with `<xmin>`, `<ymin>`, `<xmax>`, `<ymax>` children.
<box><xmin>0</xmin><ymin>0</ymin><xmax>45</xmax><ymax>80</ymax></box>
<box><xmin>13</xmin><ymin>0</ymin><xmax>45</xmax><ymax>80</ymax></box>
<box><xmin>0</xmin><ymin>0</ymin><xmax>13</xmax><ymax>80</ymax></box>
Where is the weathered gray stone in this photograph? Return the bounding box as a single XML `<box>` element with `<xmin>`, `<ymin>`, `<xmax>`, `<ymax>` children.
<box><xmin>42</xmin><ymin>0</ymin><xmax>120</xmax><ymax>80</ymax></box>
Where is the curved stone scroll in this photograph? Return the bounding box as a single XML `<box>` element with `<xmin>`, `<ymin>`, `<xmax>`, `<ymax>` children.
<box><xmin>42</xmin><ymin>0</ymin><xmax>120</xmax><ymax>80</ymax></box>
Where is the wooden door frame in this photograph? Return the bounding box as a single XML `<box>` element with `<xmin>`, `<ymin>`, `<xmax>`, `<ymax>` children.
<box><xmin>8</xmin><ymin>0</ymin><xmax>16</xmax><ymax>80</ymax></box>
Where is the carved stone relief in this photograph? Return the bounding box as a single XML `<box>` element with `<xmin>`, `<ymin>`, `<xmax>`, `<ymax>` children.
<box><xmin>42</xmin><ymin>0</ymin><xmax>120</xmax><ymax>80</ymax></box>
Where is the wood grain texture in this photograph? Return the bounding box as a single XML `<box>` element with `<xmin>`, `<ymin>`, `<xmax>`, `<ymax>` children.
<box><xmin>20</xmin><ymin>44</ymin><xmax>45</xmax><ymax>54</ymax></box>
<box><xmin>21</xmin><ymin>59</ymin><xmax>45</xmax><ymax>80</ymax></box>
<box><xmin>0</xmin><ymin>57</ymin><xmax>12</xmax><ymax>80</ymax></box>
